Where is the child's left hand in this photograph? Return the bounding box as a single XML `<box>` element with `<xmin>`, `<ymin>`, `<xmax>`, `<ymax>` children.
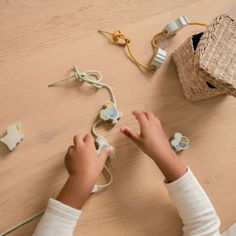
<box><xmin>57</xmin><ymin>133</ymin><xmax>112</xmax><ymax>209</ymax></box>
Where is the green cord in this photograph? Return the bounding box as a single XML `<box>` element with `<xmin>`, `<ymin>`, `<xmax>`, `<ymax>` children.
<box><xmin>0</xmin><ymin>210</ymin><xmax>44</xmax><ymax>236</ymax></box>
<box><xmin>48</xmin><ymin>65</ymin><xmax>117</xmax><ymax>106</ymax></box>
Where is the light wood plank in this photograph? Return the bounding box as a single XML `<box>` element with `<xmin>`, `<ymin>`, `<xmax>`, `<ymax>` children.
<box><xmin>0</xmin><ymin>0</ymin><xmax>236</xmax><ymax>235</ymax></box>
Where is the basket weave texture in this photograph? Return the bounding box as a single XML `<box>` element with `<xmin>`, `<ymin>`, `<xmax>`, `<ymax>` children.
<box><xmin>173</xmin><ymin>14</ymin><xmax>236</xmax><ymax>101</ymax></box>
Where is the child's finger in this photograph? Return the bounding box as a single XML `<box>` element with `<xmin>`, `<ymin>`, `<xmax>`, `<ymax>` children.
<box><xmin>144</xmin><ymin>111</ymin><xmax>155</xmax><ymax>121</ymax></box>
<box><xmin>73</xmin><ymin>134</ymin><xmax>83</xmax><ymax>146</ymax></box>
<box><xmin>83</xmin><ymin>134</ymin><xmax>94</xmax><ymax>143</ymax></box>
<box><xmin>99</xmin><ymin>146</ymin><xmax>113</xmax><ymax>163</ymax></box>
<box><xmin>67</xmin><ymin>145</ymin><xmax>74</xmax><ymax>156</ymax></box>
<box><xmin>120</xmin><ymin>126</ymin><xmax>140</xmax><ymax>142</ymax></box>
<box><xmin>132</xmin><ymin>111</ymin><xmax>147</xmax><ymax>132</ymax></box>
<box><xmin>132</xmin><ymin>111</ymin><xmax>147</xmax><ymax>121</ymax></box>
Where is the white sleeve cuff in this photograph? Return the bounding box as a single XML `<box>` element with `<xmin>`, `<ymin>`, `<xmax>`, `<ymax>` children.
<box><xmin>164</xmin><ymin>167</ymin><xmax>196</xmax><ymax>191</ymax></box>
<box><xmin>33</xmin><ymin>198</ymin><xmax>81</xmax><ymax>236</ymax></box>
<box><xmin>47</xmin><ymin>198</ymin><xmax>81</xmax><ymax>222</ymax></box>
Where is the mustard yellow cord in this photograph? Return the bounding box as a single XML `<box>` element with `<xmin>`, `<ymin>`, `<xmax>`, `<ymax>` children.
<box><xmin>98</xmin><ymin>22</ymin><xmax>207</xmax><ymax>71</ymax></box>
<box><xmin>189</xmin><ymin>22</ymin><xmax>208</xmax><ymax>27</ymax></box>
<box><xmin>98</xmin><ymin>30</ymin><xmax>154</xmax><ymax>71</ymax></box>
<box><xmin>152</xmin><ymin>22</ymin><xmax>207</xmax><ymax>49</ymax></box>
<box><xmin>151</xmin><ymin>30</ymin><xmax>167</xmax><ymax>49</ymax></box>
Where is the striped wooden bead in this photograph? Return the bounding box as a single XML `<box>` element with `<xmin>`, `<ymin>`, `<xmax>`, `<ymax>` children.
<box><xmin>163</xmin><ymin>16</ymin><xmax>190</xmax><ymax>38</ymax></box>
<box><xmin>150</xmin><ymin>48</ymin><xmax>167</xmax><ymax>69</ymax></box>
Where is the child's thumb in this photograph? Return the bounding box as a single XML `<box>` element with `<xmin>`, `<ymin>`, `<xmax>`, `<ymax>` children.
<box><xmin>99</xmin><ymin>146</ymin><xmax>113</xmax><ymax>162</ymax></box>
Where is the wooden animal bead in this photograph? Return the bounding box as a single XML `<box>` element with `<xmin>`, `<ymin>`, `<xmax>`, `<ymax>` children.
<box><xmin>99</xmin><ymin>101</ymin><xmax>122</xmax><ymax>124</ymax></box>
<box><xmin>95</xmin><ymin>136</ymin><xmax>115</xmax><ymax>160</ymax></box>
<box><xmin>0</xmin><ymin>122</ymin><xmax>24</xmax><ymax>151</ymax></box>
<box><xmin>170</xmin><ymin>132</ymin><xmax>190</xmax><ymax>152</ymax></box>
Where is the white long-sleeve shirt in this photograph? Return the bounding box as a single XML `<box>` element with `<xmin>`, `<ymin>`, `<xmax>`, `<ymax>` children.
<box><xmin>33</xmin><ymin>168</ymin><xmax>221</xmax><ymax>236</ymax></box>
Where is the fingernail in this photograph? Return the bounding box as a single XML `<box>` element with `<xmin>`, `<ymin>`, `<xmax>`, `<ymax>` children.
<box><xmin>120</xmin><ymin>126</ymin><xmax>126</xmax><ymax>132</ymax></box>
<box><xmin>107</xmin><ymin>146</ymin><xmax>114</xmax><ymax>152</ymax></box>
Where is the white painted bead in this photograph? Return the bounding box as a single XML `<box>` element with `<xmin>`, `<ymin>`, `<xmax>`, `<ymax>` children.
<box><xmin>170</xmin><ymin>132</ymin><xmax>190</xmax><ymax>152</ymax></box>
<box><xmin>150</xmin><ymin>48</ymin><xmax>167</xmax><ymax>69</ymax></box>
<box><xmin>95</xmin><ymin>136</ymin><xmax>115</xmax><ymax>160</ymax></box>
<box><xmin>0</xmin><ymin>122</ymin><xmax>24</xmax><ymax>151</ymax></box>
<box><xmin>163</xmin><ymin>16</ymin><xmax>190</xmax><ymax>38</ymax></box>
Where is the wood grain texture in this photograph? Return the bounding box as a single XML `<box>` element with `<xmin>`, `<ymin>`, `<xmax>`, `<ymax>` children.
<box><xmin>0</xmin><ymin>0</ymin><xmax>236</xmax><ymax>235</ymax></box>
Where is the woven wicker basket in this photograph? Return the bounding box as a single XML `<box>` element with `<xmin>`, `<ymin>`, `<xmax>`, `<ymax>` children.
<box><xmin>173</xmin><ymin>14</ymin><xmax>236</xmax><ymax>101</ymax></box>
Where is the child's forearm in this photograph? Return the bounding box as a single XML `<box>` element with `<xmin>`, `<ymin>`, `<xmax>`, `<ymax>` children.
<box><xmin>56</xmin><ymin>175</ymin><xmax>93</xmax><ymax>209</ymax></box>
<box><xmin>152</xmin><ymin>149</ymin><xmax>187</xmax><ymax>183</ymax></box>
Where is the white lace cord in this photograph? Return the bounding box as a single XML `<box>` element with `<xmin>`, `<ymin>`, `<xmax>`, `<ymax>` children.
<box><xmin>48</xmin><ymin>65</ymin><xmax>117</xmax><ymax>106</ymax></box>
<box><xmin>0</xmin><ymin>210</ymin><xmax>44</xmax><ymax>236</ymax></box>
<box><xmin>95</xmin><ymin>164</ymin><xmax>113</xmax><ymax>190</ymax></box>
<box><xmin>91</xmin><ymin>119</ymin><xmax>113</xmax><ymax>191</ymax></box>
<box><xmin>73</xmin><ymin>65</ymin><xmax>117</xmax><ymax>106</ymax></box>
<box><xmin>91</xmin><ymin>119</ymin><xmax>103</xmax><ymax>138</ymax></box>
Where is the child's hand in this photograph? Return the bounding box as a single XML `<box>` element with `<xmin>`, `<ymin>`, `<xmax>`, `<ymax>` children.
<box><xmin>57</xmin><ymin>133</ymin><xmax>112</xmax><ymax>209</ymax></box>
<box><xmin>65</xmin><ymin>134</ymin><xmax>112</xmax><ymax>183</ymax></box>
<box><xmin>120</xmin><ymin>111</ymin><xmax>186</xmax><ymax>182</ymax></box>
<box><xmin>120</xmin><ymin>111</ymin><xmax>173</xmax><ymax>161</ymax></box>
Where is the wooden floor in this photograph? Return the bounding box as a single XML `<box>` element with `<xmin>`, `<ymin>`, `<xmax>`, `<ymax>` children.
<box><xmin>0</xmin><ymin>1</ymin><xmax>236</xmax><ymax>235</ymax></box>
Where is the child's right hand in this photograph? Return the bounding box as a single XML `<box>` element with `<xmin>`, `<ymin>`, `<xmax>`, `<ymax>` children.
<box><xmin>120</xmin><ymin>111</ymin><xmax>174</xmax><ymax>161</ymax></box>
<box><xmin>120</xmin><ymin>111</ymin><xmax>186</xmax><ymax>182</ymax></box>
<box><xmin>57</xmin><ymin>133</ymin><xmax>112</xmax><ymax>209</ymax></box>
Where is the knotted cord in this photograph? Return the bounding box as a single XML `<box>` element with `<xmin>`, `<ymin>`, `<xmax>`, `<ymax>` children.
<box><xmin>98</xmin><ymin>30</ymin><xmax>154</xmax><ymax>71</ymax></box>
<box><xmin>49</xmin><ymin>65</ymin><xmax>117</xmax><ymax>106</ymax></box>
<box><xmin>98</xmin><ymin>21</ymin><xmax>207</xmax><ymax>70</ymax></box>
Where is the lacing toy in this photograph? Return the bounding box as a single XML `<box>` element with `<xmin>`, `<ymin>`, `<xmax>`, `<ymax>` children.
<box><xmin>0</xmin><ymin>66</ymin><xmax>122</xmax><ymax>236</ymax></box>
<box><xmin>98</xmin><ymin>16</ymin><xmax>206</xmax><ymax>71</ymax></box>
<box><xmin>49</xmin><ymin>65</ymin><xmax>122</xmax><ymax>192</ymax></box>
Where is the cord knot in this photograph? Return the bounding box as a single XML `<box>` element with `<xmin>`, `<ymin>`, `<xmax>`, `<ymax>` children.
<box><xmin>112</xmin><ymin>30</ymin><xmax>130</xmax><ymax>46</ymax></box>
<box><xmin>97</xmin><ymin>29</ymin><xmax>152</xmax><ymax>70</ymax></box>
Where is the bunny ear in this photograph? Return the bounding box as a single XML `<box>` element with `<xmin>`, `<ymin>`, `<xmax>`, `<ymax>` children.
<box><xmin>174</xmin><ymin>132</ymin><xmax>183</xmax><ymax>142</ymax></box>
<box><xmin>171</xmin><ymin>139</ymin><xmax>179</xmax><ymax>147</ymax></box>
